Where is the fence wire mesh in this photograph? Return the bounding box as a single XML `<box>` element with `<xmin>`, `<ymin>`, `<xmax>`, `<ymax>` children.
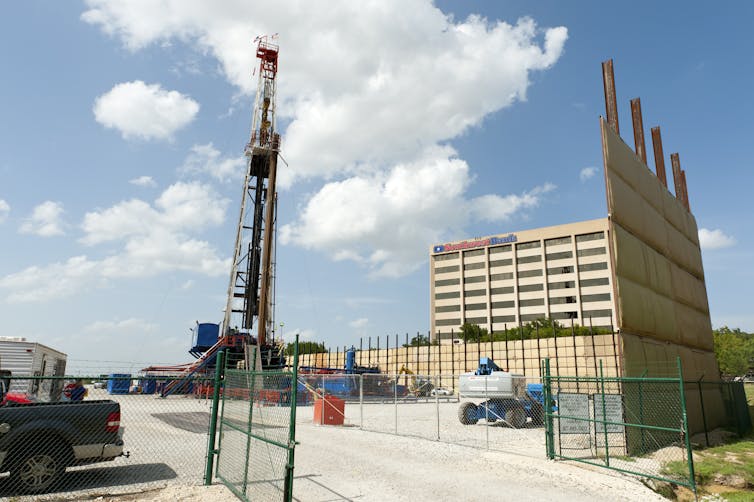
<box><xmin>216</xmin><ymin>369</ymin><xmax>295</xmax><ymax>502</ymax></box>
<box><xmin>543</xmin><ymin>360</ymin><xmax>695</xmax><ymax>491</ymax></box>
<box><xmin>294</xmin><ymin>372</ymin><xmax>546</xmax><ymax>458</ymax></box>
<box><xmin>0</xmin><ymin>374</ymin><xmax>214</xmax><ymax>499</ymax></box>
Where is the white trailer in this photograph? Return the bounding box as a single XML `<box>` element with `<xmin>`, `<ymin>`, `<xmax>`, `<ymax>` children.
<box><xmin>0</xmin><ymin>337</ymin><xmax>67</xmax><ymax>401</ymax></box>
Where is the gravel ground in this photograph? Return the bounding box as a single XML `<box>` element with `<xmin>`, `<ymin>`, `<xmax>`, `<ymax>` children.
<box><xmin>11</xmin><ymin>389</ymin><xmax>666</xmax><ymax>501</ymax></box>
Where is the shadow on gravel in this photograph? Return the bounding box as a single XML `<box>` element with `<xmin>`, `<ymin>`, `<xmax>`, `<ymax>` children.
<box><xmin>0</xmin><ymin>462</ymin><xmax>177</xmax><ymax>498</ymax></box>
<box><xmin>152</xmin><ymin>411</ymin><xmax>210</xmax><ymax>433</ymax></box>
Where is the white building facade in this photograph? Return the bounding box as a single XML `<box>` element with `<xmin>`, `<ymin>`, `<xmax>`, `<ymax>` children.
<box><xmin>430</xmin><ymin>218</ymin><xmax>616</xmax><ymax>341</ymax></box>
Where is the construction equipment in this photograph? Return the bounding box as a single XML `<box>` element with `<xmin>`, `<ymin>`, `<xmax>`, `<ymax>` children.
<box><xmin>457</xmin><ymin>357</ymin><xmax>544</xmax><ymax>428</ymax></box>
<box><xmin>397</xmin><ymin>366</ymin><xmax>434</xmax><ymax>397</ymax></box>
<box><xmin>145</xmin><ymin>37</ymin><xmax>286</xmax><ymax>396</ymax></box>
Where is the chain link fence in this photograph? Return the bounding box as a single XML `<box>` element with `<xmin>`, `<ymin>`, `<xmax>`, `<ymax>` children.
<box><xmin>543</xmin><ymin>359</ymin><xmax>696</xmax><ymax>493</ymax></box>
<box><xmin>0</xmin><ymin>374</ymin><xmax>215</xmax><ymax>499</ymax></box>
<box><xmin>294</xmin><ymin>372</ymin><xmax>546</xmax><ymax>457</ymax></box>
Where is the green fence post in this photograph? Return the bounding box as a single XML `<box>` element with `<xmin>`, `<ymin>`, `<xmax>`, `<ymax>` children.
<box><xmin>599</xmin><ymin>360</ymin><xmax>609</xmax><ymax>467</ymax></box>
<box><xmin>283</xmin><ymin>335</ymin><xmax>300</xmax><ymax>502</ymax></box>
<box><xmin>204</xmin><ymin>349</ymin><xmax>225</xmax><ymax>485</ymax></box>
<box><xmin>677</xmin><ymin>357</ymin><xmax>697</xmax><ymax>496</ymax></box>
<box><xmin>697</xmin><ymin>375</ymin><xmax>709</xmax><ymax>447</ymax></box>
<box><xmin>543</xmin><ymin>358</ymin><xmax>555</xmax><ymax>460</ymax></box>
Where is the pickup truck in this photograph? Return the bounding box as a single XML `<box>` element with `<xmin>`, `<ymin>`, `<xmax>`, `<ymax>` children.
<box><xmin>0</xmin><ymin>375</ymin><xmax>125</xmax><ymax>493</ymax></box>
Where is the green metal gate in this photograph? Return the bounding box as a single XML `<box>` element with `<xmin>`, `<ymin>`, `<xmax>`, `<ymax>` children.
<box><xmin>542</xmin><ymin>357</ymin><xmax>696</xmax><ymax>494</ymax></box>
<box><xmin>208</xmin><ymin>344</ymin><xmax>299</xmax><ymax>501</ymax></box>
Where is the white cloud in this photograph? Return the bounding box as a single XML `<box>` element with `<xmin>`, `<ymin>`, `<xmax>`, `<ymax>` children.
<box><xmin>83</xmin><ymin>318</ymin><xmax>157</xmax><ymax>333</ymax></box>
<box><xmin>0</xmin><ymin>182</ymin><xmax>230</xmax><ymax>303</ymax></box>
<box><xmin>180</xmin><ymin>143</ymin><xmax>244</xmax><ymax>183</ymax></box>
<box><xmin>579</xmin><ymin>166</ymin><xmax>597</xmax><ymax>182</ymax></box>
<box><xmin>0</xmin><ymin>199</ymin><xmax>9</xmax><ymax>223</ymax></box>
<box><xmin>82</xmin><ymin>2</ymin><xmax>567</xmax><ymax>277</ymax></box>
<box><xmin>93</xmin><ymin>80</ymin><xmax>199</xmax><ymax>140</ymax></box>
<box><xmin>181</xmin><ymin>279</ymin><xmax>194</xmax><ymax>290</ymax></box>
<box><xmin>349</xmin><ymin>318</ymin><xmax>368</xmax><ymax>329</ymax></box>
<box><xmin>699</xmin><ymin>228</ymin><xmax>736</xmax><ymax>250</ymax></box>
<box><xmin>281</xmin><ymin>146</ymin><xmax>555</xmax><ymax>277</ymax></box>
<box><xmin>129</xmin><ymin>175</ymin><xmax>157</xmax><ymax>187</ymax></box>
<box><xmin>19</xmin><ymin>201</ymin><xmax>66</xmax><ymax>237</ymax></box>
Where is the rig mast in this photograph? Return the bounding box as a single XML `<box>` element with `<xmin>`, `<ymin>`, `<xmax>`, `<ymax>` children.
<box><xmin>221</xmin><ymin>36</ymin><xmax>284</xmax><ymax>368</ymax></box>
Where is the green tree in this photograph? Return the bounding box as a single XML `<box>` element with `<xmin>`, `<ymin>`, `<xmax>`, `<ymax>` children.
<box><xmin>713</xmin><ymin>326</ymin><xmax>753</xmax><ymax>376</ymax></box>
<box><xmin>403</xmin><ymin>333</ymin><xmax>436</xmax><ymax>347</ymax></box>
<box><xmin>285</xmin><ymin>341</ymin><xmax>327</xmax><ymax>356</ymax></box>
<box><xmin>459</xmin><ymin>323</ymin><xmax>488</xmax><ymax>343</ymax></box>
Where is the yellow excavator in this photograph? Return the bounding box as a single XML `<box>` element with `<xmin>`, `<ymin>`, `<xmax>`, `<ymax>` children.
<box><xmin>397</xmin><ymin>366</ymin><xmax>434</xmax><ymax>397</ymax></box>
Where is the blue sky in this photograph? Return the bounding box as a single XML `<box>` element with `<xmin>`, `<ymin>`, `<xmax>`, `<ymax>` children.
<box><xmin>1</xmin><ymin>1</ymin><xmax>751</xmax><ymax>373</ymax></box>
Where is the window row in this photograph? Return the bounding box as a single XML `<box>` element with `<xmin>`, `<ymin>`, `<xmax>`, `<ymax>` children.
<box><xmin>435</xmin><ymin>263</ymin><xmax>608</xmax><ymax>287</ymax></box>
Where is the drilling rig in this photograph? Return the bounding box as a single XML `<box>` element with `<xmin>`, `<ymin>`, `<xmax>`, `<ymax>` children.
<box><xmin>221</xmin><ymin>35</ymin><xmax>287</xmax><ymax>371</ymax></box>
<box><xmin>145</xmin><ymin>37</ymin><xmax>286</xmax><ymax>394</ymax></box>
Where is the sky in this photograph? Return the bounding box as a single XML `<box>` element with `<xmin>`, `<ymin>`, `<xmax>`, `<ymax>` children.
<box><xmin>1</xmin><ymin>1</ymin><xmax>752</xmax><ymax>374</ymax></box>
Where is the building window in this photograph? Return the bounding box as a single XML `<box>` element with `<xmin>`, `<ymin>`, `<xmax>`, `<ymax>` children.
<box><xmin>464</xmin><ymin>276</ymin><xmax>486</xmax><ymax>284</ymax></box>
<box><xmin>517</xmin><ymin>255</ymin><xmax>542</xmax><ymax>264</ymax></box>
<box><xmin>435</xmin><ymin>305</ymin><xmax>461</xmax><ymax>313</ymax></box>
<box><xmin>545</xmin><ymin>236</ymin><xmax>572</xmax><ymax>247</ymax></box>
<box><xmin>580</xmin><ymin>277</ymin><xmax>609</xmax><ymax>287</ymax></box>
<box><xmin>464</xmin><ymin>262</ymin><xmax>485</xmax><ymax>271</ymax></box>
<box><xmin>582</xmin><ymin>309</ymin><xmax>613</xmax><ymax>318</ymax></box>
<box><xmin>490</xmin><ymin>286</ymin><xmax>514</xmax><ymax>295</ymax></box>
<box><xmin>436</xmin><ymin>318</ymin><xmax>461</xmax><ymax>326</ymax></box>
<box><xmin>576</xmin><ymin>231</ymin><xmax>605</xmax><ymax>243</ymax></box>
<box><xmin>435</xmin><ymin>278</ymin><xmax>460</xmax><ymax>287</ymax></box>
<box><xmin>547</xmin><ymin>265</ymin><xmax>574</xmax><ymax>275</ymax></box>
<box><xmin>546</xmin><ymin>251</ymin><xmax>573</xmax><ymax>261</ymax></box>
<box><xmin>518</xmin><ymin>283</ymin><xmax>544</xmax><ymax>292</ymax></box>
<box><xmin>491</xmin><ymin>300</ymin><xmax>515</xmax><ymax>309</ymax></box>
<box><xmin>581</xmin><ymin>293</ymin><xmax>611</xmax><ymax>303</ymax></box>
<box><xmin>551</xmin><ymin>311</ymin><xmax>578</xmax><ymax>320</ymax></box>
<box><xmin>578</xmin><ymin>262</ymin><xmax>608</xmax><ymax>272</ymax></box>
<box><xmin>465</xmin><ymin>316</ymin><xmax>488</xmax><ymax>324</ymax></box>
<box><xmin>464</xmin><ymin>289</ymin><xmax>486</xmax><ymax>297</ymax></box>
<box><xmin>549</xmin><ymin>280</ymin><xmax>576</xmax><ymax>290</ymax></box>
<box><xmin>490</xmin><ymin>272</ymin><xmax>514</xmax><ymax>281</ymax></box>
<box><xmin>549</xmin><ymin>296</ymin><xmax>577</xmax><ymax>305</ymax></box>
<box><xmin>516</xmin><ymin>241</ymin><xmax>541</xmax><ymax>250</ymax></box>
<box><xmin>464</xmin><ymin>249</ymin><xmax>485</xmax><ymax>258</ymax></box>
<box><xmin>434</xmin><ymin>252</ymin><xmax>459</xmax><ymax>262</ymax></box>
<box><xmin>520</xmin><ymin>313</ymin><xmax>545</xmax><ymax>322</ymax></box>
<box><xmin>518</xmin><ymin>269</ymin><xmax>543</xmax><ymax>278</ymax></box>
<box><xmin>435</xmin><ymin>291</ymin><xmax>460</xmax><ymax>300</ymax></box>
<box><xmin>519</xmin><ymin>298</ymin><xmax>544</xmax><ymax>307</ymax></box>
<box><xmin>489</xmin><ymin>258</ymin><xmax>513</xmax><ymax>267</ymax></box>
<box><xmin>435</xmin><ymin>265</ymin><xmax>459</xmax><ymax>274</ymax></box>
<box><xmin>492</xmin><ymin>315</ymin><xmax>516</xmax><ymax>323</ymax></box>
<box><xmin>464</xmin><ymin>303</ymin><xmax>487</xmax><ymax>311</ymax></box>
<box><xmin>489</xmin><ymin>245</ymin><xmax>512</xmax><ymax>254</ymax></box>
<box><xmin>577</xmin><ymin>247</ymin><xmax>606</xmax><ymax>257</ymax></box>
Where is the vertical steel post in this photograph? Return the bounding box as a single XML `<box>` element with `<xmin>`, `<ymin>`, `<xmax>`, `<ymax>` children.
<box><xmin>677</xmin><ymin>357</ymin><xmax>697</xmax><ymax>495</ymax></box>
<box><xmin>544</xmin><ymin>358</ymin><xmax>555</xmax><ymax>459</ymax></box>
<box><xmin>697</xmin><ymin>375</ymin><xmax>709</xmax><ymax>447</ymax></box>
<box><xmin>602</xmin><ymin>59</ymin><xmax>619</xmax><ymax>134</ymax></box>
<box><xmin>394</xmin><ymin>369</ymin><xmax>398</xmax><ymax>435</ymax></box>
<box><xmin>435</xmin><ymin>375</ymin><xmax>440</xmax><ymax>441</ymax></box>
<box><xmin>204</xmin><ymin>349</ymin><xmax>225</xmax><ymax>485</ymax></box>
<box><xmin>630</xmin><ymin>98</ymin><xmax>647</xmax><ymax>164</ymax></box>
<box><xmin>651</xmin><ymin>126</ymin><xmax>668</xmax><ymax>188</ymax></box>
<box><xmin>283</xmin><ymin>336</ymin><xmax>300</xmax><ymax>502</ymax></box>
<box><xmin>359</xmin><ymin>374</ymin><xmax>363</xmax><ymax>429</ymax></box>
<box><xmin>599</xmin><ymin>360</ymin><xmax>610</xmax><ymax>467</ymax></box>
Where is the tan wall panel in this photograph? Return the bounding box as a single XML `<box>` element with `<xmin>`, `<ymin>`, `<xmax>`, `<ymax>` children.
<box><xmin>644</xmin><ymin>242</ymin><xmax>673</xmax><ymax>298</ymax></box>
<box><xmin>675</xmin><ymin>302</ymin><xmax>714</xmax><ymax>351</ymax></box>
<box><xmin>671</xmin><ymin>262</ymin><xmax>709</xmax><ymax>313</ymax></box>
<box><xmin>614</xmin><ymin>224</ymin><xmax>648</xmax><ymax>286</ymax></box>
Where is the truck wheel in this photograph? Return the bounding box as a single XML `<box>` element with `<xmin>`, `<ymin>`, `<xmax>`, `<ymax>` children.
<box><xmin>11</xmin><ymin>446</ymin><xmax>66</xmax><ymax>494</ymax></box>
<box><xmin>458</xmin><ymin>402</ymin><xmax>478</xmax><ymax>425</ymax></box>
<box><xmin>530</xmin><ymin>402</ymin><xmax>544</xmax><ymax>426</ymax></box>
<box><xmin>505</xmin><ymin>404</ymin><xmax>527</xmax><ymax>428</ymax></box>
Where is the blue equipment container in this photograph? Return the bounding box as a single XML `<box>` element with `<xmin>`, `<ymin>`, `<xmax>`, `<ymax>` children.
<box><xmin>197</xmin><ymin>323</ymin><xmax>220</xmax><ymax>347</ymax></box>
<box><xmin>140</xmin><ymin>378</ymin><xmax>157</xmax><ymax>394</ymax></box>
<box><xmin>108</xmin><ymin>373</ymin><xmax>131</xmax><ymax>394</ymax></box>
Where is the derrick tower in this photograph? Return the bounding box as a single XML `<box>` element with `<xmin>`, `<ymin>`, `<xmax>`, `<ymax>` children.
<box><xmin>221</xmin><ymin>35</ymin><xmax>284</xmax><ymax>369</ymax></box>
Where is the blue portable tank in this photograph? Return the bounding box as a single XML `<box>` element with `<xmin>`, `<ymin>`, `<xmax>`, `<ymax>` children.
<box><xmin>197</xmin><ymin>323</ymin><xmax>220</xmax><ymax>348</ymax></box>
<box><xmin>140</xmin><ymin>378</ymin><xmax>157</xmax><ymax>394</ymax></box>
<box><xmin>108</xmin><ymin>374</ymin><xmax>132</xmax><ymax>394</ymax></box>
<box><xmin>345</xmin><ymin>347</ymin><xmax>356</xmax><ymax>373</ymax></box>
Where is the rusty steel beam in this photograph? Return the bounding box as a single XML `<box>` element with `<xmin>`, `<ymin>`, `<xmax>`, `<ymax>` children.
<box><xmin>602</xmin><ymin>59</ymin><xmax>619</xmax><ymax>135</ymax></box>
<box><xmin>681</xmin><ymin>169</ymin><xmax>691</xmax><ymax>212</ymax></box>
<box><xmin>651</xmin><ymin>126</ymin><xmax>668</xmax><ymax>188</ymax></box>
<box><xmin>670</xmin><ymin>153</ymin><xmax>685</xmax><ymax>206</ymax></box>
<box><xmin>630</xmin><ymin>98</ymin><xmax>647</xmax><ymax>164</ymax></box>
